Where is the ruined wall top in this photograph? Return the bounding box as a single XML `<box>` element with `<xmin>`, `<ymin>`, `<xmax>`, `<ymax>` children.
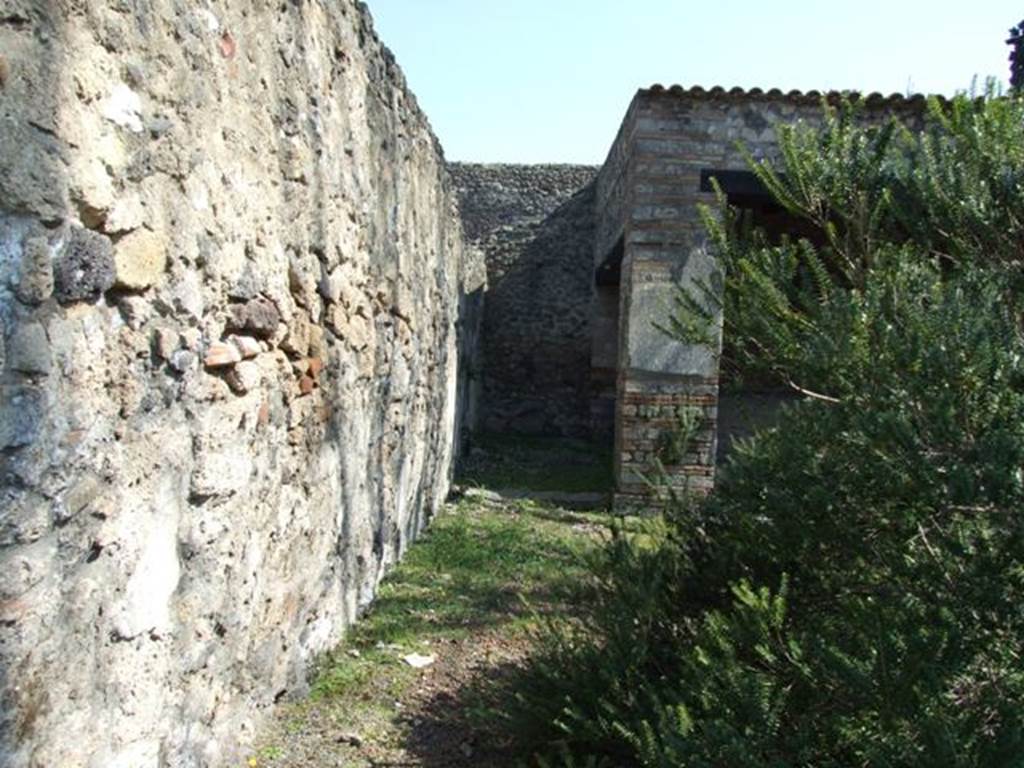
<box><xmin>449</xmin><ymin>164</ymin><xmax>599</xmax><ymax>242</ymax></box>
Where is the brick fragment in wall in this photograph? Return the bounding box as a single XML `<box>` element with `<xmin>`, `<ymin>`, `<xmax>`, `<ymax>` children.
<box><xmin>204</xmin><ymin>341</ymin><xmax>241</xmax><ymax>368</ymax></box>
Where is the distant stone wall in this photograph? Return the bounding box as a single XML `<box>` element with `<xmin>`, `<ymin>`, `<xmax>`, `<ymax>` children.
<box><xmin>0</xmin><ymin>2</ymin><xmax>482</xmax><ymax>766</ymax></box>
<box><xmin>450</xmin><ymin>164</ymin><xmax>597</xmax><ymax>438</ymax></box>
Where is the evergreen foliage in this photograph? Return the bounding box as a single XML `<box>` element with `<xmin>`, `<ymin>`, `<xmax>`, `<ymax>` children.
<box><xmin>510</xmin><ymin>92</ymin><xmax>1024</xmax><ymax>767</ymax></box>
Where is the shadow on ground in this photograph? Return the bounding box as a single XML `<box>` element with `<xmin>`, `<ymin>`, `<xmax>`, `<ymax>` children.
<box><xmin>458</xmin><ymin>432</ymin><xmax>614</xmax><ymax>498</ymax></box>
<box><xmin>399</xmin><ymin>655</ymin><xmax>540</xmax><ymax>768</ymax></box>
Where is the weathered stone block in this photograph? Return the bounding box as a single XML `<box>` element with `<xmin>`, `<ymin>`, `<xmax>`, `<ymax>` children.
<box><xmin>16</xmin><ymin>237</ymin><xmax>54</xmax><ymax>305</ymax></box>
<box><xmin>153</xmin><ymin>327</ymin><xmax>180</xmax><ymax>360</ymax></box>
<box><xmin>170</xmin><ymin>349</ymin><xmax>196</xmax><ymax>374</ymax></box>
<box><xmin>114</xmin><ymin>228</ymin><xmax>167</xmax><ymax>290</ymax></box>
<box><xmin>281</xmin><ymin>312</ymin><xmax>311</xmax><ymax>358</ymax></box>
<box><xmin>72</xmin><ymin>157</ymin><xmax>117</xmax><ymax>228</ymax></box>
<box><xmin>104</xmin><ymin>194</ymin><xmax>145</xmax><ymax>234</ymax></box>
<box><xmin>308</xmin><ymin>324</ymin><xmax>326</xmax><ymax>358</ymax></box>
<box><xmin>227</xmin><ymin>334</ymin><xmax>261</xmax><ymax>359</ymax></box>
<box><xmin>228</xmin><ymin>297</ymin><xmax>281</xmax><ymax>339</ymax></box>
<box><xmin>226</xmin><ymin>360</ymin><xmax>261</xmax><ymax>394</ymax></box>
<box><xmin>281</xmin><ymin>139</ymin><xmax>311</xmax><ymax>183</ymax></box>
<box><xmin>61</xmin><ymin>476</ymin><xmax>102</xmax><ymax>521</ymax></box>
<box><xmin>102</xmin><ymin>83</ymin><xmax>144</xmax><ymax>133</ymax></box>
<box><xmin>118</xmin><ymin>294</ymin><xmax>152</xmax><ymax>329</ymax></box>
<box><xmin>190</xmin><ymin>413</ymin><xmax>256</xmax><ymax>499</ymax></box>
<box><xmin>329</xmin><ymin>306</ymin><xmax>373</xmax><ymax>351</ymax></box>
<box><xmin>181</xmin><ymin>328</ymin><xmax>203</xmax><ymax>351</ymax></box>
<box><xmin>7</xmin><ymin>323</ymin><xmax>51</xmax><ymax>375</ymax></box>
<box><xmin>112</xmin><ymin>510</ymin><xmax>181</xmax><ymax>640</ymax></box>
<box><xmin>0</xmin><ymin>385</ymin><xmax>44</xmax><ymax>449</ymax></box>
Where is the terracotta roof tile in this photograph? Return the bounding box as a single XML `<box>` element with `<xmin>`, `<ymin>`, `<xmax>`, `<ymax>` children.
<box><xmin>640</xmin><ymin>83</ymin><xmax>935</xmax><ymax>109</ymax></box>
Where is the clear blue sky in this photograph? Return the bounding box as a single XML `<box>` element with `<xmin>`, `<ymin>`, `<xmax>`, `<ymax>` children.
<box><xmin>366</xmin><ymin>1</ymin><xmax>1021</xmax><ymax>165</ymax></box>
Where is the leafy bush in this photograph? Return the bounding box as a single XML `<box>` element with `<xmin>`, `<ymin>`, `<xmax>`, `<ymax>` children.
<box><xmin>511</xmin><ymin>93</ymin><xmax>1024</xmax><ymax>767</ymax></box>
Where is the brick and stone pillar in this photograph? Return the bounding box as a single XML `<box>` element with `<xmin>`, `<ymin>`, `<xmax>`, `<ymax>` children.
<box><xmin>612</xmin><ymin>91</ymin><xmax>725</xmax><ymax>507</ymax></box>
<box><xmin>614</xmin><ymin>240</ymin><xmax>721</xmax><ymax>505</ymax></box>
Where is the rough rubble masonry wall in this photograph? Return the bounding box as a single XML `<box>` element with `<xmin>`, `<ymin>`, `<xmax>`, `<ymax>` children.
<box><xmin>0</xmin><ymin>2</ymin><xmax>483</xmax><ymax>766</ymax></box>
<box><xmin>450</xmin><ymin>164</ymin><xmax>597</xmax><ymax>437</ymax></box>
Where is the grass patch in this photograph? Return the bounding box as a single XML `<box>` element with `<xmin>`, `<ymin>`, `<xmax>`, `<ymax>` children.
<box><xmin>458</xmin><ymin>432</ymin><xmax>613</xmax><ymax>493</ymax></box>
<box><xmin>313</xmin><ymin>498</ymin><xmax>602</xmax><ymax>693</ymax></box>
<box><xmin>258</xmin><ymin>496</ymin><xmax>610</xmax><ymax>766</ymax></box>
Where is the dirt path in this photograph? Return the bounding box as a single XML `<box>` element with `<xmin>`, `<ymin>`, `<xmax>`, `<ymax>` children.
<box><xmin>252</xmin><ymin>496</ymin><xmax>606</xmax><ymax>768</ymax></box>
<box><xmin>260</xmin><ymin>628</ymin><xmax>532</xmax><ymax>767</ymax></box>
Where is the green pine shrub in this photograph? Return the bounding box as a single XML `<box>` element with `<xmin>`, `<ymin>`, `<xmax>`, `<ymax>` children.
<box><xmin>509</xmin><ymin>92</ymin><xmax>1024</xmax><ymax>767</ymax></box>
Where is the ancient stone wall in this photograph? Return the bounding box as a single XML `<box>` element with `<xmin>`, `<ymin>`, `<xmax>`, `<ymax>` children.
<box><xmin>0</xmin><ymin>2</ymin><xmax>482</xmax><ymax>766</ymax></box>
<box><xmin>450</xmin><ymin>164</ymin><xmax>597</xmax><ymax>438</ymax></box>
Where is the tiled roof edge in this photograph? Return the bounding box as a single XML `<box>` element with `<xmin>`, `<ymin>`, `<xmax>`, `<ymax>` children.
<box><xmin>640</xmin><ymin>83</ymin><xmax>943</xmax><ymax>108</ymax></box>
